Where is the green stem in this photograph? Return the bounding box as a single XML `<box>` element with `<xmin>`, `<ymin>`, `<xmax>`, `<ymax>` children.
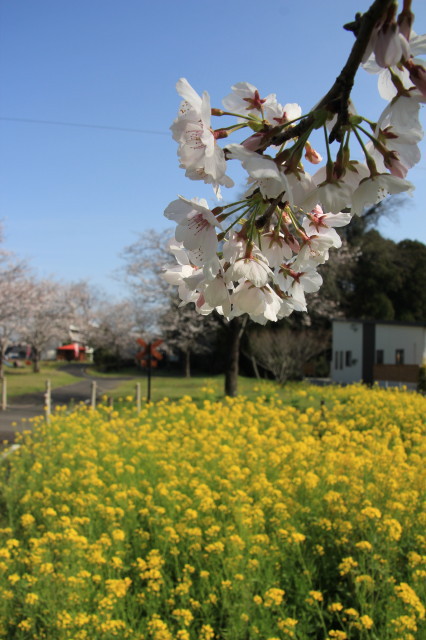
<box><xmin>220</xmin><ymin>199</ymin><xmax>250</xmax><ymax>210</ymax></box>
<box><xmin>221</xmin><ymin>111</ymin><xmax>261</xmax><ymax>122</ymax></box>
<box><xmin>356</xmin><ymin>123</ymin><xmax>381</xmax><ymax>144</ymax></box>
<box><xmin>352</xmin><ymin>126</ymin><xmax>377</xmax><ymax>174</ymax></box>
<box><xmin>218</xmin><ymin>207</ymin><xmax>254</xmax><ymax>239</ymax></box>
<box><xmin>218</xmin><ymin>203</ymin><xmax>251</xmax><ymax>221</ymax></box>
<box><xmin>288</xmin><ymin>208</ymin><xmax>305</xmax><ymax>234</ymax></box>
<box><xmin>216</xmin><ymin>122</ymin><xmax>248</xmax><ymax>133</ymax></box>
<box><xmin>323</xmin><ymin>124</ymin><xmax>333</xmax><ymax>164</ymax></box>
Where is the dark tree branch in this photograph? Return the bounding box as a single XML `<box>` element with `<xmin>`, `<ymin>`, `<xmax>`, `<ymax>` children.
<box><xmin>269</xmin><ymin>0</ymin><xmax>394</xmax><ymax>148</ymax></box>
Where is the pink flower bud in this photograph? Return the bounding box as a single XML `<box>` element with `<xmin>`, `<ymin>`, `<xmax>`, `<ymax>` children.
<box><xmin>374</xmin><ymin>23</ymin><xmax>410</xmax><ymax>68</ymax></box>
<box><xmin>241</xmin><ymin>132</ymin><xmax>266</xmax><ymax>152</ymax></box>
<box><xmin>405</xmin><ymin>59</ymin><xmax>426</xmax><ymax>98</ymax></box>
<box><xmin>304</xmin><ymin>142</ymin><xmax>323</xmax><ymax>165</ymax></box>
<box><xmin>384</xmin><ymin>152</ymin><xmax>408</xmax><ymax>179</ymax></box>
<box><xmin>397</xmin><ymin>7</ymin><xmax>414</xmax><ymax>41</ymax></box>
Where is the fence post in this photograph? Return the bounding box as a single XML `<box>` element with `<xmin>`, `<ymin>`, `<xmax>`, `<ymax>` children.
<box><xmin>135</xmin><ymin>383</ymin><xmax>141</xmax><ymax>413</ymax></box>
<box><xmin>1</xmin><ymin>378</ymin><xmax>6</xmax><ymax>411</ymax></box>
<box><xmin>91</xmin><ymin>381</ymin><xmax>97</xmax><ymax>409</ymax></box>
<box><xmin>45</xmin><ymin>380</ymin><xmax>51</xmax><ymax>423</ymax></box>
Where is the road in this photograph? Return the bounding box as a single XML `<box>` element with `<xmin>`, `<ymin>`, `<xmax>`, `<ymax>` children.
<box><xmin>0</xmin><ymin>364</ymin><xmax>135</xmax><ymax>443</ymax></box>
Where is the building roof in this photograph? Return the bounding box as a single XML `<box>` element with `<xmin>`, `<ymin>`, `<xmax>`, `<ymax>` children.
<box><xmin>332</xmin><ymin>318</ymin><xmax>426</xmax><ymax>328</ymax></box>
<box><xmin>57</xmin><ymin>344</ymin><xmax>86</xmax><ymax>351</ymax></box>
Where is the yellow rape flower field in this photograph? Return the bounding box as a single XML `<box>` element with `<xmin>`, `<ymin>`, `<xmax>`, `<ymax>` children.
<box><xmin>0</xmin><ymin>383</ymin><xmax>425</xmax><ymax>640</ymax></box>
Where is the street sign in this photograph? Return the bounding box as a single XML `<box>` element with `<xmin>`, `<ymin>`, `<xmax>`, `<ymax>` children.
<box><xmin>135</xmin><ymin>339</ymin><xmax>164</xmax><ymax>402</ymax></box>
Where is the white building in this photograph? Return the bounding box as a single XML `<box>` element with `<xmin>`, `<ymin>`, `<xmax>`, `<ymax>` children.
<box><xmin>331</xmin><ymin>319</ymin><xmax>426</xmax><ymax>386</ymax></box>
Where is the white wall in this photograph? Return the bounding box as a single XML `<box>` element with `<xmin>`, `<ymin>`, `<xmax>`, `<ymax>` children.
<box><xmin>332</xmin><ymin>321</ymin><xmax>363</xmax><ymax>384</ymax></box>
<box><xmin>376</xmin><ymin>325</ymin><xmax>426</xmax><ymax>365</ymax></box>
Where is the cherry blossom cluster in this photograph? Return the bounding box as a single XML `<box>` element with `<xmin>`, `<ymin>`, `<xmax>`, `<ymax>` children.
<box><xmin>163</xmin><ymin>0</ymin><xmax>424</xmax><ymax>324</ymax></box>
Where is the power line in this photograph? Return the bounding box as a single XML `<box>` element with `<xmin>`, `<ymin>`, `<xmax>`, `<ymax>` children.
<box><xmin>0</xmin><ymin>116</ymin><xmax>169</xmax><ymax>135</ymax></box>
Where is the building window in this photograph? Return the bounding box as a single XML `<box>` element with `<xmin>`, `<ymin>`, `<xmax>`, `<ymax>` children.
<box><xmin>395</xmin><ymin>349</ymin><xmax>404</xmax><ymax>365</ymax></box>
<box><xmin>345</xmin><ymin>350</ymin><xmax>352</xmax><ymax>367</ymax></box>
<box><xmin>376</xmin><ymin>349</ymin><xmax>384</xmax><ymax>365</ymax></box>
<box><xmin>335</xmin><ymin>351</ymin><xmax>345</xmax><ymax>370</ymax></box>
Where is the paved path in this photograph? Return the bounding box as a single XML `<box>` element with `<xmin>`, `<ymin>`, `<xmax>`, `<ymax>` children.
<box><xmin>0</xmin><ymin>365</ymin><xmax>136</xmax><ymax>443</ymax></box>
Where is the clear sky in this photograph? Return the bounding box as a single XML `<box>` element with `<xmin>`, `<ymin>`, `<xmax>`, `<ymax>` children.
<box><xmin>1</xmin><ymin>0</ymin><xmax>425</xmax><ymax>298</ymax></box>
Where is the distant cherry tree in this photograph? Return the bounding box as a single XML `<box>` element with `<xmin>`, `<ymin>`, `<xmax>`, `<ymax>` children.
<box><xmin>20</xmin><ymin>279</ymin><xmax>69</xmax><ymax>373</ymax></box>
<box><xmin>0</xmin><ymin>229</ymin><xmax>33</xmax><ymax>379</ymax></box>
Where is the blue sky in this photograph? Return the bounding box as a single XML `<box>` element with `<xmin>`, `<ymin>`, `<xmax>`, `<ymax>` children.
<box><xmin>1</xmin><ymin>0</ymin><xmax>425</xmax><ymax>298</ymax></box>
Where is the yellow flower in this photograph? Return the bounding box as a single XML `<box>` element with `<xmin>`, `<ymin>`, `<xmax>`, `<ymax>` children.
<box><xmin>17</xmin><ymin>619</ymin><xmax>32</xmax><ymax>631</ymax></box>
<box><xmin>291</xmin><ymin>532</ymin><xmax>306</xmax><ymax>543</ymax></box>
<box><xmin>172</xmin><ymin>609</ymin><xmax>193</xmax><ymax>627</ymax></box>
<box><xmin>106</xmin><ymin>577</ymin><xmax>132</xmax><ymax>598</ymax></box>
<box><xmin>40</xmin><ymin>563</ymin><xmax>54</xmax><ymax>575</ymax></box>
<box><xmin>264</xmin><ymin>587</ymin><xmax>285</xmax><ymax>607</ymax></box>
<box><xmin>360</xmin><ymin>506</ymin><xmax>382</xmax><ymax>519</ymax></box>
<box><xmin>25</xmin><ymin>593</ymin><xmax>39</xmax><ymax>605</ymax></box>
<box><xmin>359</xmin><ymin>615</ymin><xmax>374</xmax><ymax>629</ymax></box>
<box><xmin>338</xmin><ymin>556</ymin><xmax>358</xmax><ymax>576</ymax></box>
<box><xmin>112</xmin><ymin>528</ymin><xmax>125</xmax><ymax>542</ymax></box>
<box><xmin>200</xmin><ymin>624</ymin><xmax>215</xmax><ymax>640</ymax></box>
<box><xmin>395</xmin><ymin>583</ymin><xmax>425</xmax><ymax>619</ymax></box>
<box><xmin>7</xmin><ymin>573</ymin><xmax>20</xmax><ymax>584</ymax></box>
<box><xmin>355</xmin><ymin>540</ymin><xmax>372</xmax><ymax>552</ymax></box>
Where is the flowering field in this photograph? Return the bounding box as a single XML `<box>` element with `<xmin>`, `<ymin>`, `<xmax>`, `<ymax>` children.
<box><xmin>0</xmin><ymin>384</ymin><xmax>425</xmax><ymax>640</ymax></box>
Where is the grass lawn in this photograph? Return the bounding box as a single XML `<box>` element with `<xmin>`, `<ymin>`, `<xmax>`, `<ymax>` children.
<box><xmin>108</xmin><ymin>371</ymin><xmax>327</xmax><ymax>410</ymax></box>
<box><xmin>1</xmin><ymin>361</ymin><xmax>80</xmax><ymax>399</ymax></box>
<box><xmin>2</xmin><ymin>359</ymin><xmax>329</xmax><ymax>411</ymax></box>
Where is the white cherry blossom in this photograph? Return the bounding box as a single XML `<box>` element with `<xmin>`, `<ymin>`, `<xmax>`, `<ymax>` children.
<box><xmin>275</xmin><ymin>266</ymin><xmax>323</xmax><ymax>295</ymax></box>
<box><xmin>171</xmin><ymin>78</ymin><xmax>233</xmax><ymax>194</ymax></box>
<box><xmin>351</xmin><ymin>174</ymin><xmax>414</xmax><ymax>216</ymax></box>
<box><xmin>225</xmin><ymin>252</ymin><xmax>272</xmax><ymax>288</ymax></box>
<box><xmin>164</xmin><ymin>196</ymin><xmax>221</xmax><ymax>265</ymax></box>
<box><xmin>260</xmin><ymin>232</ymin><xmax>294</xmax><ymax>267</ymax></box>
<box><xmin>227</xmin><ymin>144</ymin><xmax>291</xmax><ymax>201</ymax></box>
<box><xmin>263</xmin><ymin>101</ymin><xmax>302</xmax><ymax>126</ymax></box>
<box><xmin>231</xmin><ymin>282</ymin><xmax>283</xmax><ymax>323</ymax></box>
<box><xmin>222</xmin><ymin>82</ymin><xmax>277</xmax><ymax>120</ymax></box>
<box><xmin>301</xmin><ymin>163</ymin><xmax>369</xmax><ymax>213</ymax></box>
<box><xmin>285</xmin><ymin>169</ymin><xmax>316</xmax><ymax>209</ymax></box>
<box><xmin>222</xmin><ymin>233</ymin><xmax>246</xmax><ymax>264</ymax></box>
<box><xmin>203</xmin><ymin>275</ymin><xmax>232</xmax><ymax>316</ymax></box>
<box><xmin>363</xmin><ymin>31</ymin><xmax>426</xmax><ymax>100</ymax></box>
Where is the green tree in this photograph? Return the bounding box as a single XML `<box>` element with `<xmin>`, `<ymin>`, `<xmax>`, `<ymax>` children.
<box><xmin>392</xmin><ymin>240</ymin><xmax>426</xmax><ymax>322</ymax></box>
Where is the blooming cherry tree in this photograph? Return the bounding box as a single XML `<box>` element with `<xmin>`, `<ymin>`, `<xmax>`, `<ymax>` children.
<box><xmin>0</xmin><ymin>227</ymin><xmax>33</xmax><ymax>379</ymax></box>
<box><xmin>164</xmin><ymin>0</ymin><xmax>424</xmax><ymax>329</ymax></box>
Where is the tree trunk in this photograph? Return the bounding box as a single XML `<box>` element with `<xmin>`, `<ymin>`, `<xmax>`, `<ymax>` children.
<box><xmin>0</xmin><ymin>347</ymin><xmax>4</xmax><ymax>381</ymax></box>
<box><xmin>224</xmin><ymin>317</ymin><xmax>245</xmax><ymax>397</ymax></box>
<box><xmin>32</xmin><ymin>348</ymin><xmax>41</xmax><ymax>373</ymax></box>
<box><xmin>251</xmin><ymin>354</ymin><xmax>261</xmax><ymax>380</ymax></box>
<box><xmin>184</xmin><ymin>348</ymin><xmax>191</xmax><ymax>378</ymax></box>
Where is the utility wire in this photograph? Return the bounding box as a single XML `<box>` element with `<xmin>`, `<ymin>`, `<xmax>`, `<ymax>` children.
<box><xmin>0</xmin><ymin>116</ymin><xmax>169</xmax><ymax>135</ymax></box>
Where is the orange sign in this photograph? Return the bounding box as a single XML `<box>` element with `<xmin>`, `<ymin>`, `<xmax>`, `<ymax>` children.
<box><xmin>136</xmin><ymin>339</ymin><xmax>163</xmax><ymax>366</ymax></box>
